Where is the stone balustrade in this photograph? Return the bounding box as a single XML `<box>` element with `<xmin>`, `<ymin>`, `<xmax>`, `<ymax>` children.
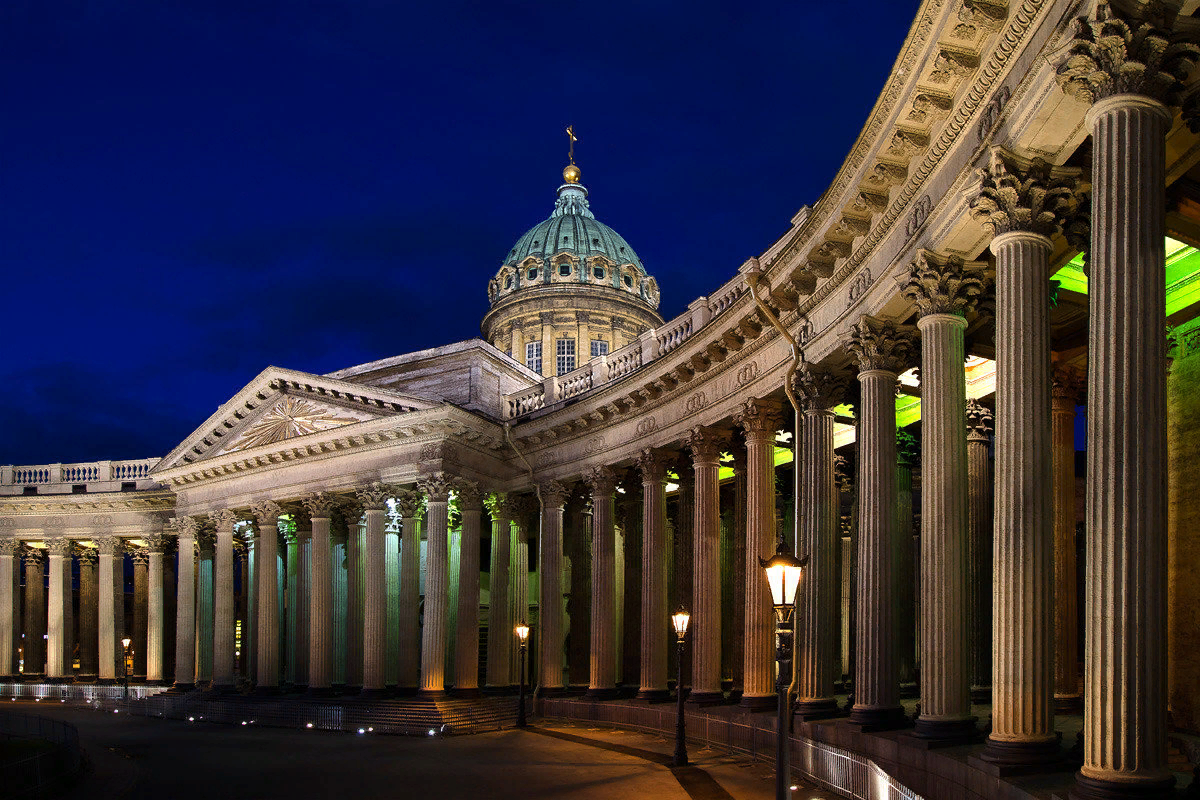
<box><xmin>0</xmin><ymin>458</ymin><xmax>162</xmax><ymax>495</ymax></box>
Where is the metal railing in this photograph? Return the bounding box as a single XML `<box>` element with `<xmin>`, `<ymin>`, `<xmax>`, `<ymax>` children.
<box><xmin>0</xmin><ymin>711</ymin><xmax>84</xmax><ymax>799</ymax></box>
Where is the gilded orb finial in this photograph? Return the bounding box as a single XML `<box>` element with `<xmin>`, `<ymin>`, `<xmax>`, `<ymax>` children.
<box><xmin>563</xmin><ymin>125</ymin><xmax>580</xmax><ymax>183</ymax></box>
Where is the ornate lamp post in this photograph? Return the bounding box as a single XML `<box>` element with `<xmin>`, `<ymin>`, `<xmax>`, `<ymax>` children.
<box><xmin>671</xmin><ymin>607</ymin><xmax>691</xmax><ymax>767</ymax></box>
<box><xmin>121</xmin><ymin>637</ymin><xmax>132</xmax><ymax>701</ymax></box>
<box><xmin>515</xmin><ymin>621</ymin><xmax>530</xmax><ymax>728</ymax></box>
<box><xmin>761</xmin><ymin>541</ymin><xmax>806</xmax><ymax>800</ymax></box>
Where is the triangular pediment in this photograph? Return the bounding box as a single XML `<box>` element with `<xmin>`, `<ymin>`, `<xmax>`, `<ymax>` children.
<box><xmin>154</xmin><ymin>366</ymin><xmax>440</xmax><ymax>471</ymax></box>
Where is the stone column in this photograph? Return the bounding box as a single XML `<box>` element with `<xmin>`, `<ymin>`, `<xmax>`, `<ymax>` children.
<box><xmin>357</xmin><ymin>483</ymin><xmax>390</xmax><ymax>693</ymax></box>
<box><xmin>1052</xmin><ymin>366</ymin><xmax>1084</xmax><ymax>713</ymax></box>
<box><xmin>172</xmin><ymin>518</ymin><xmax>197</xmax><ymax>689</ymax></box>
<box><xmin>635</xmin><ymin>451</ymin><xmax>669</xmax><ymax>701</ymax></box>
<box><xmin>673</xmin><ymin>466</ymin><xmax>694</xmax><ymax>688</ymax></box>
<box><xmin>131</xmin><ymin>548</ymin><xmax>148</xmax><ymax>679</ymax></box>
<box><xmin>304</xmin><ymin>494</ymin><xmax>335</xmax><ymax>692</ymax></box>
<box><xmin>393</xmin><ymin>491</ymin><xmax>422</xmax><ymax>691</ymax></box>
<box><xmin>385</xmin><ymin>512</ymin><xmax>401</xmax><ymax>688</ymax></box>
<box><xmin>966</xmin><ymin>400</ymin><xmax>994</xmax><ymax>702</ymax></box>
<box><xmin>485</xmin><ymin>496</ymin><xmax>513</xmax><ymax>690</ymax></box>
<box><xmin>96</xmin><ymin>538</ymin><xmax>118</xmax><ymax>681</ymax></box>
<box><xmin>342</xmin><ymin>502</ymin><xmax>364</xmax><ymax>689</ymax></box>
<box><xmin>510</xmin><ymin>497</ymin><xmax>535</xmax><ymax>686</ymax></box>
<box><xmin>145</xmin><ymin>535</ymin><xmax>169</xmax><ymax>683</ymax></box>
<box><xmin>792</xmin><ymin>367</ymin><xmax>848</xmax><ymax>718</ymax></box>
<box><xmin>234</xmin><ymin>538</ymin><xmax>247</xmax><ymax>677</ymax></box>
<box><xmin>971</xmin><ymin>149</ymin><xmax>1077</xmax><ymax>764</ymax></box>
<box><xmin>1058</xmin><ymin>10</ymin><xmax>1197</xmax><ymax>793</ymax></box>
<box><xmin>45</xmin><ymin>538</ymin><xmax>71</xmax><ymax>679</ymax></box>
<box><xmin>454</xmin><ymin>480</ymin><xmax>483</xmax><ymax>694</ymax></box>
<box><xmin>284</xmin><ymin>530</ymin><xmax>299</xmax><ymax>686</ymax></box>
<box><xmin>330</xmin><ymin>522</ymin><xmax>347</xmax><ymax>686</ymax></box>
<box><xmin>77</xmin><ymin>546</ymin><xmax>98</xmax><ymax>679</ymax></box>
<box><xmin>195</xmin><ymin>531</ymin><xmax>215</xmax><ymax>685</ymax></box>
<box><xmin>252</xmin><ymin>501</ymin><xmax>283</xmax><ymax>690</ymax></box>
<box><xmin>900</xmin><ymin>251</ymin><xmax>985</xmax><ymax>741</ymax></box>
<box><xmin>686</xmin><ymin>428</ymin><xmax>725</xmax><ymax>704</ymax></box>
<box><xmin>730</xmin><ymin>442</ymin><xmax>747</xmax><ymax>695</ymax></box>
<box><xmin>0</xmin><ymin>540</ymin><xmax>17</xmax><ymax>677</ymax></box>
<box><xmin>844</xmin><ymin>316</ymin><xmax>915</xmax><ymax>729</ymax></box>
<box><xmin>538</xmin><ymin>481</ymin><xmax>570</xmax><ymax>693</ymax></box>
<box><xmin>895</xmin><ymin>432</ymin><xmax>917</xmax><ymax>697</ymax></box>
<box><xmin>208</xmin><ymin>509</ymin><xmax>239</xmax><ymax>690</ymax></box>
<box><xmin>291</xmin><ymin>519</ymin><xmax>311</xmax><ymax>688</ymax></box>
<box><xmin>734</xmin><ymin>397</ymin><xmax>782</xmax><ymax>710</ymax></box>
<box><xmin>23</xmin><ymin>548</ymin><xmax>46</xmax><ymax>675</ymax></box>
<box><xmin>585</xmin><ymin>468</ymin><xmax>619</xmax><ymax>698</ymax></box>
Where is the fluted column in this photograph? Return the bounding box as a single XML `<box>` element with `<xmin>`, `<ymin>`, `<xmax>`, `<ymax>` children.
<box><xmin>252</xmin><ymin>501</ymin><xmax>283</xmax><ymax>690</ymax></box>
<box><xmin>131</xmin><ymin>548</ymin><xmax>148</xmax><ymax>679</ymax></box>
<box><xmin>284</xmin><ymin>530</ymin><xmax>299</xmax><ymax>685</ymax></box>
<box><xmin>341</xmin><ymin>502</ymin><xmax>364</xmax><ymax>689</ymax></box>
<box><xmin>171</xmin><ymin>518</ymin><xmax>197</xmax><ymax>689</ymax></box>
<box><xmin>509</xmin><ymin>500</ymin><xmax>533</xmax><ymax>686</ymax></box>
<box><xmin>288</xmin><ymin>517</ymin><xmax>311</xmax><ymax>688</ymax></box>
<box><xmin>357</xmin><ymin>483</ymin><xmax>389</xmax><ymax>693</ymax></box>
<box><xmin>195</xmin><ymin>532</ymin><xmax>215</xmax><ymax>685</ymax></box>
<box><xmin>145</xmin><ymin>535</ymin><xmax>169</xmax><ymax>683</ymax></box>
<box><xmin>22</xmin><ymin>548</ymin><xmax>46</xmax><ymax>676</ymax></box>
<box><xmin>45</xmin><ymin>538</ymin><xmax>71</xmax><ymax>679</ymax></box>
<box><xmin>634</xmin><ymin>452</ymin><xmax>669</xmax><ymax>701</ymax></box>
<box><xmin>901</xmin><ymin>251</ymin><xmax>985</xmax><ymax>740</ymax></box>
<box><xmin>0</xmin><ymin>540</ymin><xmax>16</xmax><ymax>677</ymax></box>
<box><xmin>330</xmin><ymin>522</ymin><xmax>347</xmax><ymax>686</ymax></box>
<box><xmin>209</xmin><ymin>509</ymin><xmax>238</xmax><ymax>690</ymax></box>
<box><xmin>1052</xmin><ymin>366</ymin><xmax>1084</xmax><ymax>713</ymax></box>
<box><xmin>538</xmin><ymin>481</ymin><xmax>570</xmax><ymax>693</ymax></box>
<box><xmin>304</xmin><ymin>494</ymin><xmax>335</xmax><ymax>692</ymax></box>
<box><xmin>971</xmin><ymin>149</ymin><xmax>1078</xmax><ymax>764</ymax></box>
<box><xmin>453</xmin><ymin>481</ymin><xmax>483</xmax><ymax>694</ymax></box>
<box><xmin>485</xmin><ymin>496</ymin><xmax>513</xmax><ymax>689</ymax></box>
<box><xmin>735</xmin><ymin>398</ymin><xmax>782</xmax><ymax>709</ymax></box>
<box><xmin>584</xmin><ymin>468</ymin><xmax>619</xmax><ymax>698</ymax></box>
<box><xmin>1057</xmin><ymin>10</ymin><xmax>1197</xmax><ymax>792</ymax></box>
<box><xmin>96</xmin><ymin>538</ymin><xmax>118</xmax><ymax>681</ymax></box>
<box><xmin>393</xmin><ymin>492</ymin><xmax>422</xmax><ymax>690</ymax></box>
<box><xmin>845</xmin><ymin>316</ymin><xmax>915</xmax><ymax>729</ymax></box>
<box><xmin>966</xmin><ymin>400</ymin><xmax>994</xmax><ymax>702</ymax></box>
<box><xmin>730</xmin><ymin>443</ymin><xmax>747</xmax><ymax>695</ymax></box>
<box><xmin>77</xmin><ymin>547</ymin><xmax>98</xmax><ymax>678</ymax></box>
<box><xmin>687</xmin><ymin>428</ymin><xmax>725</xmax><ymax>704</ymax></box>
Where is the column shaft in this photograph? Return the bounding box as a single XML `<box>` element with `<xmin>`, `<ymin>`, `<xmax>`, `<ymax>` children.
<box><xmin>397</xmin><ymin>508</ymin><xmax>420</xmax><ymax>690</ymax></box>
<box><xmin>586</xmin><ymin>476</ymin><xmax>617</xmax><ymax>697</ymax></box>
<box><xmin>691</xmin><ymin>444</ymin><xmax>723</xmax><ymax>702</ymax></box>
<box><xmin>309</xmin><ymin>513</ymin><xmax>333</xmax><ymax>690</ymax></box>
<box><xmin>421</xmin><ymin>493</ymin><xmax>450</xmax><ymax>694</ymax></box>
<box><xmin>638</xmin><ymin>465</ymin><xmax>668</xmax><ymax>699</ymax></box>
<box><xmin>538</xmin><ymin>485</ymin><xmax>568</xmax><ymax>691</ymax></box>
<box><xmin>737</xmin><ymin>402</ymin><xmax>779</xmax><ymax>709</ymax></box>
<box><xmin>362</xmin><ymin>507</ymin><xmax>387</xmax><ymax>692</ymax></box>
<box><xmin>175</xmin><ymin>533</ymin><xmax>196</xmax><ymax>688</ymax></box>
<box><xmin>255</xmin><ymin>511</ymin><xmax>282</xmax><ymax>688</ymax></box>
<box><xmin>454</xmin><ymin>496</ymin><xmax>482</xmax><ymax>692</ymax></box>
<box><xmin>486</xmin><ymin>509</ymin><xmax>512</xmax><ymax>689</ymax></box>
<box><xmin>46</xmin><ymin>544</ymin><xmax>68</xmax><ymax>678</ymax></box>
<box><xmin>79</xmin><ymin>552</ymin><xmax>98</xmax><ymax>678</ymax></box>
<box><xmin>346</xmin><ymin>513</ymin><xmax>364</xmax><ymax>688</ymax></box>
<box><xmin>147</xmin><ymin>547</ymin><xmax>164</xmax><ymax>682</ymax></box>
<box><xmin>0</xmin><ymin>546</ymin><xmax>14</xmax><ymax>677</ymax></box>
<box><xmin>967</xmin><ymin>402</ymin><xmax>994</xmax><ymax>702</ymax></box>
<box><xmin>98</xmin><ymin>546</ymin><xmax>116</xmax><ymax>680</ymax></box>
<box><xmin>1052</xmin><ymin>373</ymin><xmax>1082</xmax><ymax>711</ymax></box>
<box><xmin>213</xmin><ymin>521</ymin><xmax>236</xmax><ymax>688</ymax></box>
<box><xmin>796</xmin><ymin>409</ymin><xmax>838</xmax><ymax>715</ymax></box>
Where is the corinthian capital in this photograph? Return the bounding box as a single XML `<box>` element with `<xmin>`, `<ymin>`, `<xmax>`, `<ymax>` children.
<box><xmin>966</xmin><ymin>399</ymin><xmax>994</xmax><ymax>441</ymax></box>
<box><xmin>845</xmin><ymin>315</ymin><xmax>917</xmax><ymax>373</ymax></box>
<box><xmin>584</xmin><ymin>466</ymin><xmax>619</xmax><ymax>496</ymax></box>
<box><xmin>144</xmin><ymin>534</ymin><xmax>173</xmax><ymax>554</ymax></box>
<box><xmin>1052</xmin><ymin>365</ymin><xmax>1086</xmax><ymax>401</ymax></box>
<box><xmin>685</xmin><ymin>427</ymin><xmax>726</xmax><ymax>464</ymax></box>
<box><xmin>356</xmin><ymin>482</ymin><xmax>391</xmax><ymax>511</ymax></box>
<box><xmin>635</xmin><ymin>449</ymin><xmax>671</xmax><ymax>483</ymax></box>
<box><xmin>168</xmin><ymin>516</ymin><xmax>200</xmax><ymax>540</ymax></box>
<box><xmin>251</xmin><ymin>500</ymin><xmax>284</xmax><ymax>526</ymax></box>
<box><xmin>208</xmin><ymin>509</ymin><xmax>239</xmax><ymax>531</ymax></box>
<box><xmin>733</xmin><ymin>397</ymin><xmax>782</xmax><ymax>436</ymax></box>
<box><xmin>539</xmin><ymin>480</ymin><xmax>571</xmax><ymax>509</ymax></box>
<box><xmin>45</xmin><ymin>537</ymin><xmax>72</xmax><ymax>557</ymax></box>
<box><xmin>418</xmin><ymin>473</ymin><xmax>453</xmax><ymax>503</ymax></box>
<box><xmin>0</xmin><ymin>539</ymin><xmax>19</xmax><ymax>556</ymax></box>
<box><xmin>898</xmin><ymin>251</ymin><xmax>987</xmax><ymax>317</ymax></box>
<box><xmin>969</xmin><ymin>149</ymin><xmax>1079</xmax><ymax>238</ymax></box>
<box><xmin>1056</xmin><ymin>1</ymin><xmax>1200</xmax><ymax>107</ymax></box>
<box><xmin>392</xmin><ymin>490</ymin><xmax>423</xmax><ymax>520</ymax></box>
<box><xmin>792</xmin><ymin>365</ymin><xmax>850</xmax><ymax>411</ymax></box>
<box><xmin>453</xmin><ymin>478</ymin><xmax>483</xmax><ymax>511</ymax></box>
<box><xmin>301</xmin><ymin>492</ymin><xmax>336</xmax><ymax>519</ymax></box>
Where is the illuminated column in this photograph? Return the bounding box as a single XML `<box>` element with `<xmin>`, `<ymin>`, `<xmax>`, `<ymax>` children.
<box><xmin>966</xmin><ymin>400</ymin><xmax>994</xmax><ymax>702</ymax></box>
<box><xmin>901</xmin><ymin>252</ymin><xmax>985</xmax><ymax>741</ymax></box>
<box><xmin>585</xmin><ymin>468</ymin><xmax>618</xmax><ymax>698</ymax></box>
<box><xmin>419</xmin><ymin>474</ymin><xmax>452</xmax><ymax>695</ymax></box>
<box><xmin>77</xmin><ymin>547</ymin><xmax>98</xmax><ymax>679</ymax></box>
<box><xmin>209</xmin><ymin>509</ymin><xmax>238</xmax><ymax>690</ymax></box>
<box><xmin>131</xmin><ymin>548</ymin><xmax>148</xmax><ymax>679</ymax></box>
<box><xmin>735</xmin><ymin>397</ymin><xmax>782</xmax><ymax>709</ymax></box>
<box><xmin>385</xmin><ymin>511</ymin><xmax>400</xmax><ymax>687</ymax></box>
<box><xmin>1052</xmin><ymin>366</ymin><xmax>1084</xmax><ymax>712</ymax></box>
<box><xmin>172</xmin><ymin>518</ymin><xmax>198</xmax><ymax>689</ymax></box>
<box><xmin>145</xmin><ymin>535</ymin><xmax>168</xmax><ymax>683</ymax></box>
<box><xmin>235</xmin><ymin>538</ymin><xmax>248</xmax><ymax>677</ymax></box>
<box><xmin>485</xmin><ymin>496</ymin><xmax>513</xmax><ymax>689</ymax></box>
<box><xmin>288</xmin><ymin>517</ymin><xmax>311</xmax><ymax>688</ymax></box>
<box><xmin>342</xmin><ymin>503</ymin><xmax>364</xmax><ymax>689</ymax></box>
<box><xmin>0</xmin><ymin>540</ymin><xmax>16</xmax><ymax>677</ymax></box>
<box><xmin>195</xmin><ymin>532</ymin><xmax>215</xmax><ymax>685</ymax></box>
<box><xmin>635</xmin><ymin>451</ymin><xmax>669</xmax><ymax>701</ymax></box>
<box><xmin>454</xmin><ymin>480</ymin><xmax>483</xmax><ymax>694</ymax></box>
<box><xmin>284</xmin><ymin>530</ymin><xmax>299</xmax><ymax>685</ymax></box>
<box><xmin>845</xmin><ymin>316</ymin><xmax>915</xmax><ymax>729</ymax></box>
<box><xmin>96</xmin><ymin>538</ymin><xmax>118</xmax><ymax>681</ymax></box>
<box><xmin>730</xmin><ymin>442</ymin><xmax>747</xmax><ymax>695</ymax></box>
<box><xmin>304</xmin><ymin>494</ymin><xmax>335</xmax><ymax>692</ymax></box>
<box><xmin>538</xmin><ymin>481</ymin><xmax>570</xmax><ymax>692</ymax></box>
<box><xmin>45</xmin><ymin>538</ymin><xmax>71</xmax><ymax>679</ymax></box>
<box><xmin>23</xmin><ymin>548</ymin><xmax>46</xmax><ymax>675</ymax></box>
<box><xmin>252</xmin><ymin>501</ymin><xmax>283</xmax><ymax>689</ymax></box>
<box><xmin>393</xmin><ymin>491</ymin><xmax>421</xmax><ymax>690</ymax></box>
<box><xmin>793</xmin><ymin>367</ymin><xmax>848</xmax><ymax>718</ymax></box>
<box><xmin>970</xmin><ymin>151</ymin><xmax>1077</xmax><ymax>764</ymax></box>
<box><xmin>687</xmin><ymin>427</ymin><xmax>725</xmax><ymax>704</ymax></box>
<box><xmin>509</xmin><ymin>499</ymin><xmax>533</xmax><ymax>685</ymax></box>
<box><xmin>330</xmin><ymin>523</ymin><xmax>347</xmax><ymax>686</ymax></box>
<box><xmin>358</xmin><ymin>483</ymin><xmax>389</xmax><ymax>693</ymax></box>
<box><xmin>1058</xmin><ymin>10</ymin><xmax>1196</xmax><ymax>792</ymax></box>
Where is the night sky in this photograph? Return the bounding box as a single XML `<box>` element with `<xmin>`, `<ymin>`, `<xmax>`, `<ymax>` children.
<box><xmin>2</xmin><ymin>1</ymin><xmax>922</xmax><ymax>466</ymax></box>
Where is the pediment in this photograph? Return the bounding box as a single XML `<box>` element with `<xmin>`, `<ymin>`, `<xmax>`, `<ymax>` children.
<box><xmin>154</xmin><ymin>366</ymin><xmax>440</xmax><ymax>471</ymax></box>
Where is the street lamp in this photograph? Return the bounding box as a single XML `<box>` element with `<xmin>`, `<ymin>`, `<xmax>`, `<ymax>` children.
<box><xmin>514</xmin><ymin>621</ymin><xmax>530</xmax><ymax>728</ymax></box>
<box><xmin>760</xmin><ymin>540</ymin><xmax>807</xmax><ymax>800</ymax></box>
<box><xmin>121</xmin><ymin>637</ymin><xmax>132</xmax><ymax>701</ymax></box>
<box><xmin>671</xmin><ymin>606</ymin><xmax>691</xmax><ymax>767</ymax></box>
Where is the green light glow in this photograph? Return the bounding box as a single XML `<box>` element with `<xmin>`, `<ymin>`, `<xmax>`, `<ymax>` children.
<box><xmin>1051</xmin><ymin>237</ymin><xmax>1200</xmax><ymax>317</ymax></box>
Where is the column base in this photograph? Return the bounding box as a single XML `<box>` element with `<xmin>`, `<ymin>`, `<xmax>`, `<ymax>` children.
<box><xmin>635</xmin><ymin>688</ymin><xmax>670</xmax><ymax>703</ymax></box>
<box><xmin>847</xmin><ymin>705</ymin><xmax>909</xmax><ymax>731</ymax></box>
<box><xmin>1055</xmin><ymin>693</ymin><xmax>1084</xmax><ymax>714</ymax></box>
<box><xmin>417</xmin><ymin>689</ymin><xmax>446</xmax><ymax>699</ymax></box>
<box><xmin>970</xmin><ymin>685</ymin><xmax>992</xmax><ymax>704</ymax></box>
<box><xmin>794</xmin><ymin>697</ymin><xmax>841</xmax><ymax>721</ymax></box>
<box><xmin>685</xmin><ymin>691</ymin><xmax>724</xmax><ymax>707</ymax></box>
<box><xmin>584</xmin><ymin>687</ymin><xmax>621</xmax><ymax>700</ymax></box>
<box><xmin>974</xmin><ymin>734</ymin><xmax>1061</xmax><ymax>774</ymax></box>
<box><xmin>1069</xmin><ymin>773</ymin><xmax>1176</xmax><ymax>800</ymax></box>
<box><xmin>170</xmin><ymin>682</ymin><xmax>196</xmax><ymax>692</ymax></box>
<box><xmin>738</xmin><ymin>693</ymin><xmax>776</xmax><ymax>711</ymax></box>
<box><xmin>910</xmin><ymin>716</ymin><xmax>979</xmax><ymax>746</ymax></box>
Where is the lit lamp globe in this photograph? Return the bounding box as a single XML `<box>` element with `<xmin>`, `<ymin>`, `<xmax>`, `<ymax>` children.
<box><xmin>671</xmin><ymin>607</ymin><xmax>691</xmax><ymax>641</ymax></box>
<box><xmin>514</xmin><ymin>622</ymin><xmax>530</xmax><ymax>645</ymax></box>
<box><xmin>121</xmin><ymin>637</ymin><xmax>131</xmax><ymax>650</ymax></box>
<box><xmin>760</xmin><ymin>544</ymin><xmax>807</xmax><ymax>622</ymax></box>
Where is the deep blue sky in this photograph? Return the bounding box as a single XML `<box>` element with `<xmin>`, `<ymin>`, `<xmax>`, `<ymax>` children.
<box><xmin>1</xmin><ymin>1</ymin><xmax>922</xmax><ymax>466</ymax></box>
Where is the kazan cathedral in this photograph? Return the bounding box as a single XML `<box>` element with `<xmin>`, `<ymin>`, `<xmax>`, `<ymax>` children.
<box><xmin>4</xmin><ymin>1</ymin><xmax>1200</xmax><ymax>798</ymax></box>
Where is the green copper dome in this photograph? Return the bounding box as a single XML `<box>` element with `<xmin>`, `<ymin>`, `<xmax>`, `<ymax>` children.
<box><xmin>503</xmin><ymin>183</ymin><xmax>647</xmax><ymax>273</ymax></box>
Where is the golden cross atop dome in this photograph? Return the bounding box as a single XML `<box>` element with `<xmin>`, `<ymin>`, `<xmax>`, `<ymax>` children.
<box><xmin>563</xmin><ymin>125</ymin><xmax>581</xmax><ymax>184</ymax></box>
